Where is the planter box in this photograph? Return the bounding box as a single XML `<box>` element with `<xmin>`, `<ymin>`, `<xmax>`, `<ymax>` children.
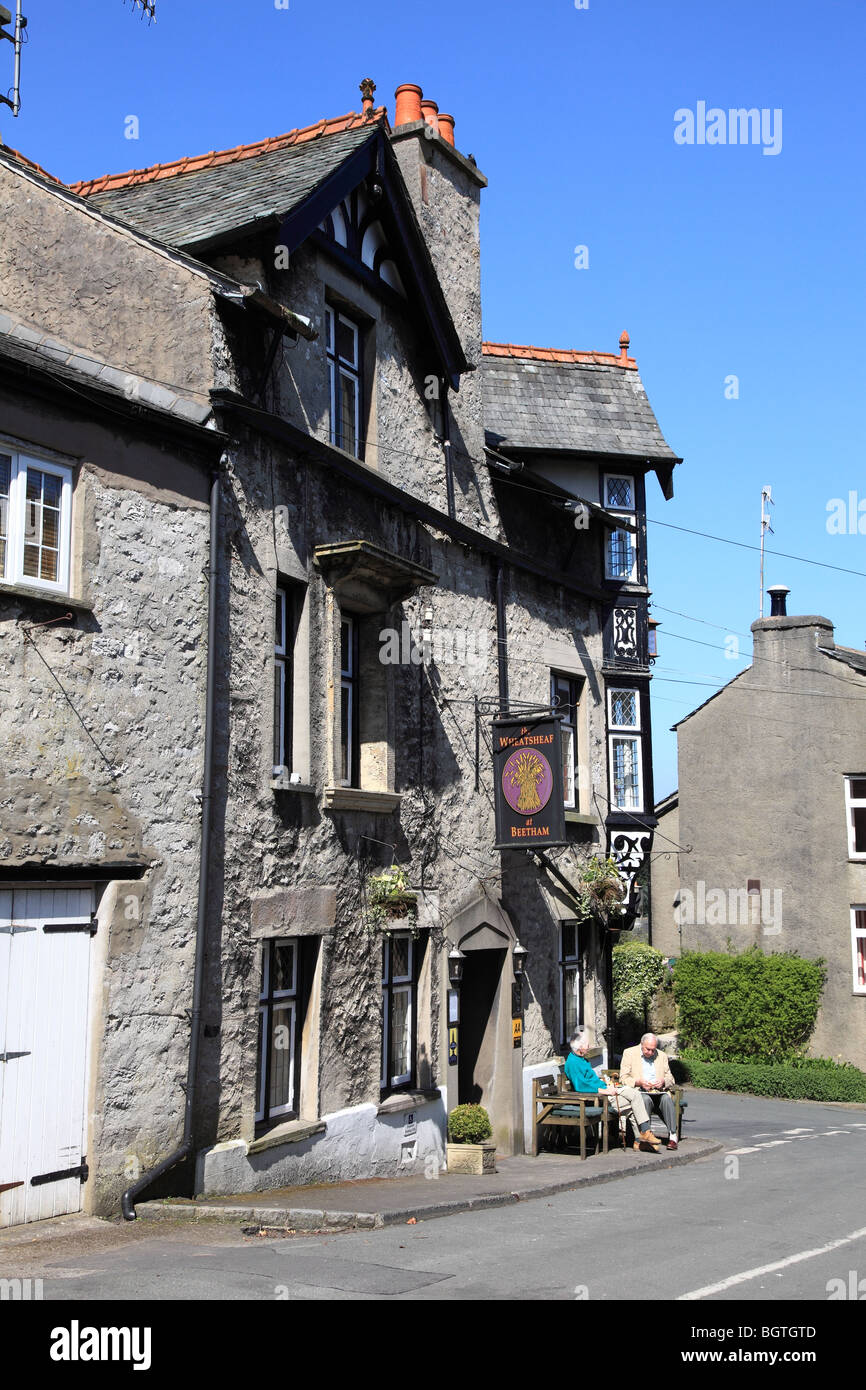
<box><xmin>445</xmin><ymin>1141</ymin><xmax>497</xmax><ymax>1175</ymax></box>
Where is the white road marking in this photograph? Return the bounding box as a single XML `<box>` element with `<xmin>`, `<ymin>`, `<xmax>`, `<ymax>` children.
<box><xmin>727</xmin><ymin>1147</ymin><xmax>762</xmax><ymax>1155</ymax></box>
<box><xmin>678</xmin><ymin>1226</ymin><xmax>866</xmax><ymax>1300</ymax></box>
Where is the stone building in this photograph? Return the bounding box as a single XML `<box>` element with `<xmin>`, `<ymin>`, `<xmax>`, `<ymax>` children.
<box><xmin>0</xmin><ymin>81</ymin><xmax>680</xmax><ymax>1223</ymax></box>
<box><xmin>651</xmin><ymin>587</ymin><xmax>866</xmax><ymax>1069</ymax></box>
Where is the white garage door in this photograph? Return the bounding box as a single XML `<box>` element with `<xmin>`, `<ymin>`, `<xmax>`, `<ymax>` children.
<box><xmin>0</xmin><ymin>885</ymin><xmax>95</xmax><ymax>1227</ymax></box>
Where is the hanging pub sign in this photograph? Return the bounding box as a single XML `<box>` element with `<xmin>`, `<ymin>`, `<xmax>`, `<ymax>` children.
<box><xmin>492</xmin><ymin>716</ymin><xmax>567</xmax><ymax>850</ymax></box>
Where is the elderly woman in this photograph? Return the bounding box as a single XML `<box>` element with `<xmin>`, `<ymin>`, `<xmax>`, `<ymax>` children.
<box><xmin>564</xmin><ymin>1031</ymin><xmax>661</xmax><ymax>1150</ymax></box>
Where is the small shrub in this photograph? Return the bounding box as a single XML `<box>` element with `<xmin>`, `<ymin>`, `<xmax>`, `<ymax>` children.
<box><xmin>447</xmin><ymin>1104</ymin><xmax>492</xmax><ymax>1145</ymax></box>
<box><xmin>670</xmin><ymin>1054</ymin><xmax>866</xmax><ymax>1104</ymax></box>
<box><xmin>673</xmin><ymin>947</ymin><xmax>825</xmax><ymax>1062</ymax></box>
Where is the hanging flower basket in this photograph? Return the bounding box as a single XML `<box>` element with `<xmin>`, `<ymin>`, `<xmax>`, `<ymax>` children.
<box><xmin>575</xmin><ymin>856</ymin><xmax>626</xmax><ymax>929</ymax></box>
<box><xmin>365</xmin><ymin>866</ymin><xmax>418</xmax><ymax>933</ymax></box>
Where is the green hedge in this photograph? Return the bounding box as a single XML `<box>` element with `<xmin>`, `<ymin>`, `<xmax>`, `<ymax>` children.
<box><xmin>612</xmin><ymin>940</ymin><xmax>667</xmax><ymax>1039</ymax></box>
<box><xmin>670</xmin><ymin>1055</ymin><xmax>866</xmax><ymax>1104</ymax></box>
<box><xmin>673</xmin><ymin>946</ymin><xmax>825</xmax><ymax>1062</ymax></box>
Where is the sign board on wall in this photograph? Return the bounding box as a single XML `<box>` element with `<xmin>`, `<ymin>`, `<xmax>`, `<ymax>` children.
<box><xmin>492</xmin><ymin>717</ymin><xmax>567</xmax><ymax>850</ymax></box>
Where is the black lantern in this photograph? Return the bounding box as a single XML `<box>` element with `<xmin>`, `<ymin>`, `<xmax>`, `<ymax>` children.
<box><xmin>448</xmin><ymin>946</ymin><xmax>465</xmax><ymax>987</ymax></box>
<box><xmin>512</xmin><ymin>941</ymin><xmax>528</xmax><ymax>980</ymax></box>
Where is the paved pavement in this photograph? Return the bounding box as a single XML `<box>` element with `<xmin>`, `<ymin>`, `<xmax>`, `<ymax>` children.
<box><xmin>2</xmin><ymin>1091</ymin><xmax>865</xmax><ymax>1305</ymax></box>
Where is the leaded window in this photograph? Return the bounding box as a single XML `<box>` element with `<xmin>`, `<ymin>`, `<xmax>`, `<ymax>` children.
<box><xmin>604</xmin><ymin>473</ymin><xmax>637</xmax><ymax>583</ymax></box>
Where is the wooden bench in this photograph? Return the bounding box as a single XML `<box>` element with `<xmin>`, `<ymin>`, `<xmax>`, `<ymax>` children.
<box><xmin>530</xmin><ymin>1074</ymin><xmax>610</xmax><ymax>1159</ymax></box>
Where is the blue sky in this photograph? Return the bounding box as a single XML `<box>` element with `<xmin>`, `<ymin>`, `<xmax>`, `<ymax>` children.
<box><xmin>5</xmin><ymin>0</ymin><xmax>865</xmax><ymax>797</ymax></box>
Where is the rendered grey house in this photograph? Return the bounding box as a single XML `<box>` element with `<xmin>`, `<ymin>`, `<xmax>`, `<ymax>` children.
<box><xmin>0</xmin><ymin>81</ymin><xmax>680</xmax><ymax>1222</ymax></box>
<box><xmin>650</xmin><ymin>588</ymin><xmax>866</xmax><ymax>1070</ymax></box>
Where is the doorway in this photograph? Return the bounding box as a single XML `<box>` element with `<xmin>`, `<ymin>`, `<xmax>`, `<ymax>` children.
<box><xmin>457</xmin><ymin>947</ymin><xmax>506</xmax><ymax>1107</ymax></box>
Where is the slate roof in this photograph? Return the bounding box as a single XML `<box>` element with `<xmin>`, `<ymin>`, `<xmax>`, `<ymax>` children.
<box><xmin>481</xmin><ymin>342</ymin><xmax>680</xmax><ymax>464</ymax></box>
<box><xmin>72</xmin><ymin>114</ymin><xmax>385</xmax><ymax>251</ymax></box>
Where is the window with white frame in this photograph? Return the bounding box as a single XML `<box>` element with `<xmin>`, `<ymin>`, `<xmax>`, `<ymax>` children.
<box><xmin>852</xmin><ymin>909</ymin><xmax>866</xmax><ymax>994</ymax></box>
<box><xmin>381</xmin><ymin>930</ymin><xmax>417</xmax><ymax>1091</ymax></box>
<box><xmin>326</xmin><ymin>305</ymin><xmax>361</xmax><ymax>458</ymax></box>
<box><xmin>559</xmin><ymin>920</ymin><xmax>583</xmax><ymax>1047</ymax></box>
<box><xmin>844</xmin><ymin>777</ymin><xmax>866</xmax><ymax>859</ymax></box>
<box><xmin>551</xmin><ymin>672</ymin><xmax>582</xmax><ymax>809</ymax></box>
<box><xmin>608</xmin><ymin>685</ymin><xmax>642</xmax><ymax>811</ymax></box>
<box><xmin>603</xmin><ymin>472</ymin><xmax>637</xmax><ymax>583</ymax></box>
<box><xmin>0</xmin><ymin>450</ymin><xmax>73</xmax><ymax>592</ymax></box>
<box><xmin>256</xmin><ymin>939</ymin><xmax>299</xmax><ymax>1124</ymax></box>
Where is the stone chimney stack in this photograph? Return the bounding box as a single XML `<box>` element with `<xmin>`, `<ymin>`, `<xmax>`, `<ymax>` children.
<box><xmin>389</xmin><ymin>82</ymin><xmax>488</xmax><ymax>513</ymax></box>
<box><xmin>751</xmin><ymin>589</ymin><xmax>835</xmax><ymax>669</ymax></box>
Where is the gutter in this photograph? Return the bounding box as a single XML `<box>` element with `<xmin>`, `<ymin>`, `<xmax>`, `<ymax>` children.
<box><xmin>121</xmin><ymin>472</ymin><xmax>220</xmax><ymax>1219</ymax></box>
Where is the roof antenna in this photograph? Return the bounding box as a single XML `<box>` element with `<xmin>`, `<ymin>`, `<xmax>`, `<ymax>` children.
<box><xmin>759</xmin><ymin>484</ymin><xmax>774</xmax><ymax>618</ymax></box>
<box><xmin>0</xmin><ymin>3</ymin><xmax>26</xmax><ymax>118</ymax></box>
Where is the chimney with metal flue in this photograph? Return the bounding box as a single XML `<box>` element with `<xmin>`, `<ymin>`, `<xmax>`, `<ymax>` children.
<box><xmin>767</xmin><ymin>585</ymin><xmax>790</xmax><ymax>617</ymax></box>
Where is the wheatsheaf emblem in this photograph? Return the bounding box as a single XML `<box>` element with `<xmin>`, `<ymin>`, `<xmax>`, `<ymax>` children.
<box><xmin>502</xmin><ymin>748</ymin><xmax>553</xmax><ymax>814</ymax></box>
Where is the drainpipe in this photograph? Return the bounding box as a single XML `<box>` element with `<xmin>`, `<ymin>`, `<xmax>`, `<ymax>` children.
<box><xmin>496</xmin><ymin>562</ymin><xmax>509</xmax><ymax>713</ymax></box>
<box><xmin>442</xmin><ymin>380</ymin><xmax>455</xmax><ymax>519</ymax></box>
<box><xmin>122</xmin><ymin>472</ymin><xmax>220</xmax><ymax>1219</ymax></box>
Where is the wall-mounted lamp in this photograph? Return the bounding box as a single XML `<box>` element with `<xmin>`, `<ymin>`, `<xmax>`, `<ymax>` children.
<box><xmin>512</xmin><ymin>941</ymin><xmax>528</xmax><ymax>980</ymax></box>
<box><xmin>448</xmin><ymin>946</ymin><xmax>465</xmax><ymax>987</ymax></box>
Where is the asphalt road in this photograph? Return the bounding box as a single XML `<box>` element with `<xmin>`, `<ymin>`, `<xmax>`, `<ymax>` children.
<box><xmin>3</xmin><ymin>1092</ymin><xmax>865</xmax><ymax>1305</ymax></box>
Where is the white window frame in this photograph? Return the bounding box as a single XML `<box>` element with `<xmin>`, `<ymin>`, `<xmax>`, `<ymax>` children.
<box><xmin>852</xmin><ymin>908</ymin><xmax>866</xmax><ymax>995</ymax></box>
<box><xmin>326</xmin><ymin>305</ymin><xmax>361</xmax><ymax>457</ymax></box>
<box><xmin>0</xmin><ymin>450</ymin><xmax>73</xmax><ymax>593</ymax></box>
<box><xmin>603</xmin><ymin>472</ymin><xmax>637</xmax><ymax>583</ymax></box>
<box><xmin>609</xmin><ymin>734</ymin><xmax>643</xmax><ymax>812</ymax></box>
<box><xmin>844</xmin><ymin>776</ymin><xmax>866</xmax><ymax>860</ymax></box>
<box><xmin>608</xmin><ymin>686</ymin><xmax>641</xmax><ymax>732</ymax></box>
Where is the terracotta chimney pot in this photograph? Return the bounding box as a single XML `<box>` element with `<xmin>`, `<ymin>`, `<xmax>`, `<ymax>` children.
<box><xmin>619</xmin><ymin>330</ymin><xmax>630</xmax><ymax>364</ymax></box>
<box><xmin>420</xmin><ymin>98</ymin><xmax>439</xmax><ymax>133</ymax></box>
<box><xmin>394</xmin><ymin>84</ymin><xmax>423</xmax><ymax>127</ymax></box>
<box><xmin>438</xmin><ymin>113</ymin><xmax>456</xmax><ymax>146</ymax></box>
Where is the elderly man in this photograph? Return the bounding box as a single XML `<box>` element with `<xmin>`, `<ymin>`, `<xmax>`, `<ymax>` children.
<box><xmin>564</xmin><ymin>1032</ymin><xmax>661</xmax><ymax>1150</ymax></box>
<box><xmin>620</xmin><ymin>1032</ymin><xmax>679</xmax><ymax>1149</ymax></box>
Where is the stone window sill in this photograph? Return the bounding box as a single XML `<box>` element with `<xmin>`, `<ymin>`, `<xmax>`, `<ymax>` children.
<box><xmin>248</xmin><ymin>1118</ymin><xmax>326</xmax><ymax>1155</ymax></box>
<box><xmin>565</xmin><ymin>811</ymin><xmax>599</xmax><ymax>826</ymax></box>
<box><xmin>376</xmin><ymin>1089</ymin><xmax>440</xmax><ymax>1116</ymax></box>
<box><xmin>0</xmin><ymin>582</ymin><xmax>94</xmax><ymax>614</ymax></box>
<box><xmin>271</xmin><ymin>773</ymin><xmax>316</xmax><ymax>794</ymax></box>
<box><xmin>323</xmin><ymin>786</ymin><xmax>401</xmax><ymax>814</ymax></box>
